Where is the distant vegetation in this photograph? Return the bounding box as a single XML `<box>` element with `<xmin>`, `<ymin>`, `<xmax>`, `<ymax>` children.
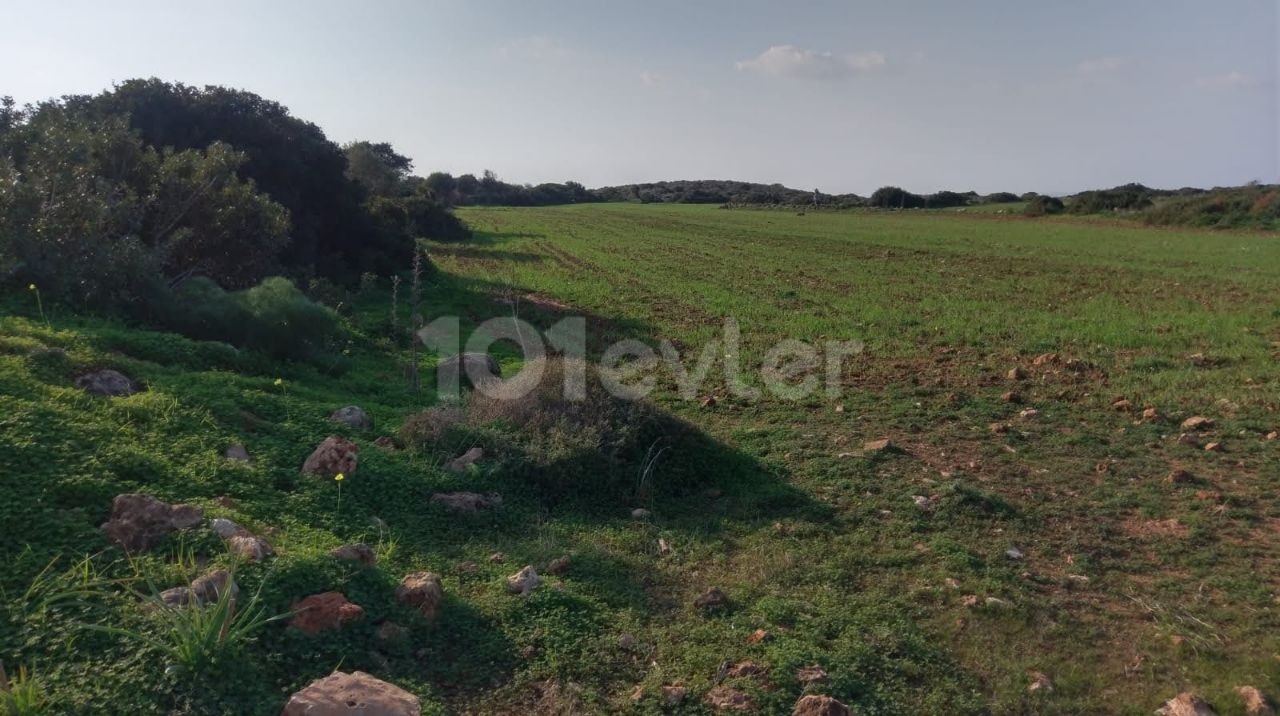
<box><xmin>1143</xmin><ymin>183</ymin><xmax>1280</xmax><ymax>230</ymax></box>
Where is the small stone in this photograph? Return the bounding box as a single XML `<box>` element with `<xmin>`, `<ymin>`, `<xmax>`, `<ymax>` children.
<box><xmin>617</xmin><ymin>633</ymin><xmax>636</xmax><ymax>649</ymax></box>
<box><xmin>704</xmin><ymin>686</ymin><xmax>753</xmax><ymax>711</ymax></box>
<box><xmin>546</xmin><ymin>555</ymin><xmax>571</xmax><ymax>576</ymax></box>
<box><xmin>944</xmin><ymin>577</ymin><xmax>961</xmax><ymax>589</ymax></box>
<box><xmin>1237</xmin><ymin>686</ymin><xmax>1275</xmax><ymax>716</ymax></box>
<box><xmin>487</xmin><ymin>552</ymin><xmax>505</xmax><ymax>563</ymax></box>
<box><xmin>631</xmin><ymin>508</ymin><xmax>652</xmax><ymax>520</ymax></box>
<box><xmin>1155</xmin><ymin>692</ymin><xmax>1218</xmax><ymax>716</ymax></box>
<box><xmin>329</xmin><ymin>405</ymin><xmax>371</xmax><ymax>429</ymax></box>
<box><xmin>1205</xmin><ymin>442</ymin><xmax>1224</xmax><ymax>452</ymax></box>
<box><xmin>75</xmin><ymin>369</ymin><xmax>139</xmax><ymax>397</ymax></box>
<box><xmin>701</xmin><ymin>395</ymin><xmax>718</xmax><ymax>408</ymax></box>
<box><xmin>1266</xmin><ymin>431</ymin><xmax>1278</xmax><ymax>441</ymax></box>
<box><xmin>1177</xmin><ymin>433</ymin><xmax>1201</xmax><ymax>447</ymax></box>
<box><xmin>1032</xmin><ymin>352</ymin><xmax>1057</xmax><ymax>366</ymax></box>
<box><xmin>224</xmin><ymin>444</ymin><xmax>251</xmax><ymax>462</ymax></box>
<box><xmin>431</xmin><ymin>491</ymin><xmax>501</xmax><ymax>512</ymax></box>
<box><xmin>373</xmin><ymin>436</ymin><xmax>400</xmax><ymax>450</ymax></box>
<box><xmin>1027</xmin><ymin>672</ymin><xmax>1054</xmax><ymax>693</ymax></box>
<box><xmin>725</xmin><ymin>660</ymin><xmax>766</xmax><ymax>679</ymax></box>
<box><xmin>159</xmin><ymin>586</ymin><xmax>195</xmax><ymax>608</ymax></box>
<box><xmin>1007</xmin><ymin>366</ymin><xmax>1027</xmax><ymax>380</ymax></box>
<box><xmin>289</xmin><ymin>592</ymin><xmax>364</xmax><ymax>634</ymax></box>
<box><xmin>281</xmin><ymin>671</ymin><xmax>420</xmax><ymax>716</ymax></box>
<box><xmin>100</xmin><ymin>494</ymin><xmax>203</xmax><ymax>553</ymax></box>
<box><xmin>660</xmin><ymin>685</ymin><xmax>687</xmax><ymax>706</ymax></box>
<box><xmin>793</xmin><ymin>694</ymin><xmax>851</xmax><ymax>716</ymax></box>
<box><xmin>962</xmin><ymin>595</ymin><xmax>980</xmax><ymax>607</ymax></box>
<box><xmin>395</xmin><ymin>572</ymin><xmax>444</xmax><ymax>617</ymax></box>
<box><xmin>1006</xmin><ymin>547</ymin><xmax>1025</xmax><ymax>560</ymax></box>
<box><xmin>795</xmin><ymin>665</ymin><xmax>829</xmax><ymax>684</ymax></box>
<box><xmin>375</xmin><ymin>621</ymin><xmax>409</xmax><ymax>648</ymax></box>
<box><xmin>1112</xmin><ymin>398</ymin><xmax>1132</xmax><ymax>411</ymax></box>
<box><xmin>1142</xmin><ymin>407</ymin><xmax>1160</xmax><ymax>420</ymax></box>
<box><xmin>1166</xmin><ymin>469</ymin><xmax>1195</xmax><ymax>485</ymax></box>
<box><xmin>913</xmin><ymin>495</ymin><xmax>936</xmax><ymax>511</ymax></box>
<box><xmin>694</xmin><ymin>587</ymin><xmax>729</xmax><ymax>610</ymax></box>
<box><xmin>506</xmin><ymin>565</ymin><xmax>541</xmax><ymax>596</ymax></box>
<box><xmin>864</xmin><ymin>438</ymin><xmax>895</xmax><ymax>453</ymax></box>
<box><xmin>747</xmin><ymin>628</ymin><xmax>770</xmax><ymax>644</ymax></box>
<box><xmin>985</xmin><ymin>596</ymin><xmax>1012</xmax><ymax>608</ymax></box>
<box><xmin>990</xmin><ymin>422</ymin><xmax>1010</xmax><ymax>434</ymax></box>
<box><xmin>1002</xmin><ymin>391</ymin><xmax>1022</xmax><ymax>403</ymax></box>
<box><xmin>189</xmin><ymin>569</ymin><xmax>237</xmax><ymax>604</ymax></box>
<box><xmin>1019</xmin><ymin>408</ymin><xmax>1040</xmax><ymax>419</ymax></box>
<box><xmin>227</xmin><ymin>534</ymin><xmax>272</xmax><ymax>561</ymax></box>
<box><xmin>209</xmin><ymin>517</ymin><xmax>245</xmax><ymax>539</ymax></box>
<box><xmin>436</xmin><ymin>352</ymin><xmax>500</xmax><ymax>388</ymax></box>
<box><xmin>657</xmin><ymin>538</ymin><xmax>673</xmax><ymax>556</ymax></box>
<box><xmin>455</xmin><ymin>560</ymin><xmax>478</xmax><ymax>574</ymax></box>
<box><xmin>301</xmin><ymin>436</ymin><xmax>359</xmax><ymax>477</ymax></box>
<box><xmin>444</xmin><ymin>447</ymin><xmax>484</xmax><ymax>474</ymax></box>
<box><xmin>332</xmin><ymin>543</ymin><xmax>377</xmax><ymax>566</ymax></box>
<box><xmin>1181</xmin><ymin>416</ymin><xmax>1215</xmax><ymax>431</ymax></box>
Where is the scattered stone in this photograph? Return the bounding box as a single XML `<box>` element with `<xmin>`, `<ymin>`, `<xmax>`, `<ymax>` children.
<box><xmin>159</xmin><ymin>586</ymin><xmax>195</xmax><ymax>607</ymax></box>
<box><xmin>436</xmin><ymin>352</ymin><xmax>500</xmax><ymax>388</ymax></box>
<box><xmin>546</xmin><ymin>555</ymin><xmax>571</xmax><ymax>576</ymax></box>
<box><xmin>704</xmin><ymin>686</ymin><xmax>753</xmax><ymax>711</ymax></box>
<box><xmin>660</xmin><ymin>685</ymin><xmax>687</xmax><ymax>707</ymax></box>
<box><xmin>396</xmin><ymin>572</ymin><xmax>444</xmax><ymax>617</ymax></box>
<box><xmin>795</xmin><ymin>665</ymin><xmax>829</xmax><ymax>684</ymax></box>
<box><xmin>224</xmin><ymin>444</ymin><xmax>251</xmax><ymax>462</ymax></box>
<box><xmin>1204</xmin><ymin>442</ymin><xmax>1224</xmax><ymax>452</ymax></box>
<box><xmin>864</xmin><ymin>438</ymin><xmax>895</xmax><ymax>453</ymax></box>
<box><xmin>455</xmin><ymin>560</ymin><xmax>478</xmax><ymax>574</ymax></box>
<box><xmin>944</xmin><ymin>577</ymin><xmax>961</xmax><ymax>589</ymax></box>
<box><xmin>1177</xmin><ymin>433</ymin><xmax>1201</xmax><ymax>447</ymax></box>
<box><xmin>209</xmin><ymin>517</ymin><xmax>245</xmax><ymax>539</ymax></box>
<box><xmin>302</xmin><ymin>436</ymin><xmax>359</xmax><ymax>477</ymax></box>
<box><xmin>373</xmin><ymin>436</ymin><xmax>400</xmax><ymax>450</ymax></box>
<box><xmin>1001</xmin><ymin>391</ymin><xmax>1022</xmax><ymax>403</ymax></box>
<box><xmin>617</xmin><ymin>633</ymin><xmax>636</xmax><ymax>650</ymax></box>
<box><xmin>1142</xmin><ymin>407</ymin><xmax>1160</xmax><ymax>421</ymax></box>
<box><xmin>487</xmin><ymin>552</ymin><xmax>505</xmax><ymax>563</ymax></box>
<box><xmin>1181</xmin><ymin>416</ymin><xmax>1215</xmax><ymax>431</ymax></box>
<box><xmin>793</xmin><ymin>694</ymin><xmax>851</xmax><ymax>716</ymax></box>
<box><xmin>1019</xmin><ymin>408</ymin><xmax>1040</xmax><ymax>419</ymax></box>
<box><xmin>724</xmin><ymin>661</ymin><xmax>766</xmax><ymax>679</ymax></box>
<box><xmin>1266</xmin><ymin>431</ymin><xmax>1278</xmax><ymax>441</ymax></box>
<box><xmin>694</xmin><ymin>587</ymin><xmax>729</xmax><ymax>610</ymax></box>
<box><xmin>1188</xmin><ymin>352</ymin><xmax>1210</xmax><ymax>367</ymax></box>
<box><xmin>657</xmin><ymin>538</ymin><xmax>673</xmax><ymax>556</ymax></box>
<box><xmin>281</xmin><ymin>671</ymin><xmax>420</xmax><ymax>716</ymax></box>
<box><xmin>1027</xmin><ymin>671</ymin><xmax>1054</xmax><ymax>694</ymax></box>
<box><xmin>631</xmin><ymin>508</ymin><xmax>652</xmax><ymax>520</ymax></box>
<box><xmin>375</xmin><ymin>621</ymin><xmax>409</xmax><ymax>648</ymax></box>
<box><xmin>189</xmin><ymin>569</ymin><xmax>238</xmax><ymax>604</ymax></box>
<box><xmin>1237</xmin><ymin>686</ymin><xmax>1275</xmax><ymax>716</ymax></box>
<box><xmin>1032</xmin><ymin>352</ymin><xmax>1057</xmax><ymax>366</ymax></box>
<box><xmin>444</xmin><ymin>447</ymin><xmax>484</xmax><ymax>474</ymax></box>
<box><xmin>1167</xmin><ymin>469</ymin><xmax>1195</xmax><ymax>485</ymax></box>
<box><xmin>1007</xmin><ymin>367</ymin><xmax>1026</xmax><ymax>381</ymax></box>
<box><xmin>230</xmin><ymin>534</ymin><xmax>273</xmax><ymax>561</ymax></box>
<box><xmin>332</xmin><ymin>543</ymin><xmax>377</xmax><ymax>566</ymax></box>
<box><xmin>701</xmin><ymin>395</ymin><xmax>718</xmax><ymax>408</ymax></box>
<box><xmin>75</xmin><ymin>369</ymin><xmax>139</xmax><ymax>397</ymax></box>
<box><xmin>913</xmin><ymin>495</ymin><xmax>936</xmax><ymax>511</ymax></box>
<box><xmin>990</xmin><ymin>422</ymin><xmax>1010</xmax><ymax>435</ymax></box>
<box><xmin>507</xmin><ymin>565</ymin><xmax>541</xmax><ymax>596</ymax></box>
<box><xmin>984</xmin><ymin>596</ymin><xmax>1013</xmax><ymax>608</ymax></box>
<box><xmin>1006</xmin><ymin>547</ymin><xmax>1025</xmax><ymax>560</ymax></box>
<box><xmin>100</xmin><ymin>494</ymin><xmax>203</xmax><ymax>552</ymax></box>
<box><xmin>961</xmin><ymin>595</ymin><xmax>980</xmax><ymax>608</ymax></box>
<box><xmin>430</xmin><ymin>491</ymin><xmax>501</xmax><ymax>512</ymax></box>
<box><xmin>290</xmin><ymin>592</ymin><xmax>364</xmax><ymax>634</ymax></box>
<box><xmin>1155</xmin><ymin>692</ymin><xmax>1218</xmax><ymax>716</ymax></box>
<box><xmin>330</xmin><ymin>405</ymin><xmax>371</xmax><ymax>429</ymax></box>
<box><xmin>747</xmin><ymin>628</ymin><xmax>770</xmax><ymax>645</ymax></box>
<box><xmin>1112</xmin><ymin>398</ymin><xmax>1132</xmax><ymax>411</ymax></box>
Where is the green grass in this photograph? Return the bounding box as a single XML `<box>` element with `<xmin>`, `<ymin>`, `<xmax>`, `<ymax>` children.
<box><xmin>1</xmin><ymin>203</ymin><xmax>1278</xmax><ymax>714</ymax></box>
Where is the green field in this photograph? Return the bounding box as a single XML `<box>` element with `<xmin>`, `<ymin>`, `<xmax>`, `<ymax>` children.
<box><xmin>2</xmin><ymin>203</ymin><xmax>1278</xmax><ymax>714</ymax></box>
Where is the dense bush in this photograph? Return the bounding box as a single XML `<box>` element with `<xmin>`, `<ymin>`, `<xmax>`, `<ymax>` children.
<box><xmin>150</xmin><ymin>276</ymin><xmax>341</xmax><ymax>361</ymax></box>
<box><xmin>925</xmin><ymin>190</ymin><xmax>973</xmax><ymax>208</ymax></box>
<box><xmin>869</xmin><ymin>186</ymin><xmax>927</xmax><ymax>209</ymax></box>
<box><xmin>1023</xmin><ymin>195</ymin><xmax>1065</xmax><ymax>217</ymax></box>
<box><xmin>1143</xmin><ymin>184</ymin><xmax>1280</xmax><ymax>230</ymax></box>
<box><xmin>1067</xmin><ymin>183</ymin><xmax>1155</xmax><ymax>213</ymax></box>
<box><xmin>983</xmin><ymin>192</ymin><xmax>1020</xmax><ymax>203</ymax></box>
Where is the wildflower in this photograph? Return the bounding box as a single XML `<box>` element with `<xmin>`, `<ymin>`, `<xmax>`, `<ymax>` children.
<box><xmin>334</xmin><ymin>473</ymin><xmax>345</xmax><ymax>482</ymax></box>
<box><xmin>28</xmin><ymin>283</ymin><xmax>36</xmax><ymax>291</ymax></box>
<box><xmin>273</xmin><ymin>378</ymin><xmax>284</xmax><ymax>387</ymax></box>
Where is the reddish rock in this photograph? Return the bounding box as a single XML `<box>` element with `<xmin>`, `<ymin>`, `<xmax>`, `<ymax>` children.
<box><xmin>793</xmin><ymin>694</ymin><xmax>852</xmax><ymax>716</ymax></box>
<box><xmin>100</xmin><ymin>494</ymin><xmax>203</xmax><ymax>552</ymax></box>
<box><xmin>1007</xmin><ymin>366</ymin><xmax>1027</xmax><ymax>380</ymax></box>
<box><xmin>1156</xmin><ymin>692</ymin><xmax>1217</xmax><ymax>716</ymax></box>
<box><xmin>747</xmin><ymin>628</ymin><xmax>770</xmax><ymax>645</ymax></box>
<box><xmin>1181</xmin><ymin>416</ymin><xmax>1215</xmax><ymax>431</ymax></box>
<box><xmin>1142</xmin><ymin>407</ymin><xmax>1160</xmax><ymax>421</ymax></box>
<box><xmin>1237</xmin><ymin>686</ymin><xmax>1275</xmax><ymax>716</ymax></box>
<box><xmin>796</xmin><ymin>665</ymin><xmax>829</xmax><ymax>684</ymax></box>
<box><xmin>1001</xmin><ymin>391</ymin><xmax>1021</xmax><ymax>403</ymax></box>
<box><xmin>1204</xmin><ymin>442</ymin><xmax>1224</xmax><ymax>452</ymax></box>
<box><xmin>864</xmin><ymin>438</ymin><xmax>894</xmax><ymax>453</ymax></box>
<box><xmin>290</xmin><ymin>592</ymin><xmax>364</xmax><ymax>634</ymax></box>
<box><xmin>395</xmin><ymin>572</ymin><xmax>444</xmax><ymax>617</ymax></box>
<box><xmin>724</xmin><ymin>660</ymin><xmax>767</xmax><ymax>679</ymax></box>
<box><xmin>301</xmin><ymin>436</ymin><xmax>359</xmax><ymax>477</ymax></box>
<box><xmin>1266</xmin><ymin>431</ymin><xmax>1278</xmax><ymax>441</ymax></box>
<box><xmin>1112</xmin><ymin>398</ymin><xmax>1132</xmax><ymax>411</ymax></box>
<box><xmin>281</xmin><ymin>671</ymin><xmax>420</xmax><ymax>715</ymax></box>
<box><xmin>1032</xmin><ymin>352</ymin><xmax>1058</xmax><ymax>366</ymax></box>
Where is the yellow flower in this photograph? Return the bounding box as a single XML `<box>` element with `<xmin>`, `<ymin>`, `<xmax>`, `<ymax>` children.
<box><xmin>334</xmin><ymin>473</ymin><xmax>345</xmax><ymax>482</ymax></box>
<box><xmin>28</xmin><ymin>283</ymin><xmax>36</xmax><ymax>291</ymax></box>
<box><xmin>273</xmin><ymin>378</ymin><xmax>284</xmax><ymax>387</ymax></box>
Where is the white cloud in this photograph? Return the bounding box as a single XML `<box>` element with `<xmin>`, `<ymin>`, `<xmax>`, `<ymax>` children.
<box><xmin>735</xmin><ymin>45</ymin><xmax>886</xmax><ymax>80</ymax></box>
<box><xmin>1076</xmin><ymin>56</ymin><xmax>1128</xmax><ymax>73</ymax></box>
<box><xmin>639</xmin><ymin>70</ymin><xmax>663</xmax><ymax>86</ymax></box>
<box><xmin>496</xmin><ymin>36</ymin><xmax>573</xmax><ymax>62</ymax></box>
<box><xmin>1193</xmin><ymin>71</ymin><xmax>1257</xmax><ymax>89</ymax></box>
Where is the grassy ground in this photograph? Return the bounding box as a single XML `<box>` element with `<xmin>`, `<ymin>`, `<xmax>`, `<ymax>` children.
<box><xmin>1</xmin><ymin>203</ymin><xmax>1277</xmax><ymax>714</ymax></box>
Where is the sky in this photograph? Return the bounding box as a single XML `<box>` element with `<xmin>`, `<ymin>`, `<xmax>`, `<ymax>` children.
<box><xmin>1</xmin><ymin>0</ymin><xmax>1276</xmax><ymax>195</ymax></box>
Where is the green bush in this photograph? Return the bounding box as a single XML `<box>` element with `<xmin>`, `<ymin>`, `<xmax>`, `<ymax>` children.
<box><xmin>152</xmin><ymin>276</ymin><xmax>341</xmax><ymax>362</ymax></box>
<box><xmin>1023</xmin><ymin>195</ymin><xmax>1064</xmax><ymax>217</ymax></box>
<box><xmin>1143</xmin><ymin>185</ymin><xmax>1280</xmax><ymax>230</ymax></box>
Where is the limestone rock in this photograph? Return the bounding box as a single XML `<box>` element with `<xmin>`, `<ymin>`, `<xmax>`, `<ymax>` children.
<box><xmin>302</xmin><ymin>436</ymin><xmax>359</xmax><ymax>477</ymax></box>
<box><xmin>506</xmin><ymin>565</ymin><xmax>541</xmax><ymax>596</ymax></box>
<box><xmin>281</xmin><ymin>671</ymin><xmax>420</xmax><ymax>716</ymax></box>
<box><xmin>1181</xmin><ymin>416</ymin><xmax>1215</xmax><ymax>431</ymax></box>
<box><xmin>1237</xmin><ymin>686</ymin><xmax>1275</xmax><ymax>716</ymax></box>
<box><xmin>100</xmin><ymin>494</ymin><xmax>202</xmax><ymax>552</ymax></box>
<box><xmin>330</xmin><ymin>405</ymin><xmax>372</xmax><ymax>429</ymax></box>
<box><xmin>290</xmin><ymin>592</ymin><xmax>364</xmax><ymax>634</ymax></box>
<box><xmin>395</xmin><ymin>572</ymin><xmax>444</xmax><ymax>618</ymax></box>
<box><xmin>1155</xmin><ymin>692</ymin><xmax>1217</xmax><ymax>716</ymax></box>
<box><xmin>704</xmin><ymin>686</ymin><xmax>753</xmax><ymax>711</ymax></box>
<box><xmin>793</xmin><ymin>694</ymin><xmax>851</xmax><ymax>716</ymax></box>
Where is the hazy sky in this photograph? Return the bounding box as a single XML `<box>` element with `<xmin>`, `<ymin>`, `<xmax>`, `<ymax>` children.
<box><xmin>2</xmin><ymin>0</ymin><xmax>1276</xmax><ymax>194</ymax></box>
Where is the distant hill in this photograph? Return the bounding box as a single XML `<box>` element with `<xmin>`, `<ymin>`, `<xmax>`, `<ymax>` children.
<box><xmin>591</xmin><ymin>180</ymin><xmax>863</xmax><ymax>207</ymax></box>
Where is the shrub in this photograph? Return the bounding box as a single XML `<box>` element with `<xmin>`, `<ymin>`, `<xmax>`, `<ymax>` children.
<box><xmin>399</xmin><ymin>405</ymin><xmax>466</xmax><ymax>447</ymax></box>
<box><xmin>1143</xmin><ymin>184</ymin><xmax>1280</xmax><ymax>230</ymax></box>
<box><xmin>1023</xmin><ymin>195</ymin><xmax>1064</xmax><ymax>217</ymax></box>
<box><xmin>1067</xmin><ymin>183</ymin><xmax>1154</xmax><ymax>213</ymax></box>
<box><xmin>869</xmin><ymin>186</ymin><xmax>926</xmax><ymax>209</ymax></box>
